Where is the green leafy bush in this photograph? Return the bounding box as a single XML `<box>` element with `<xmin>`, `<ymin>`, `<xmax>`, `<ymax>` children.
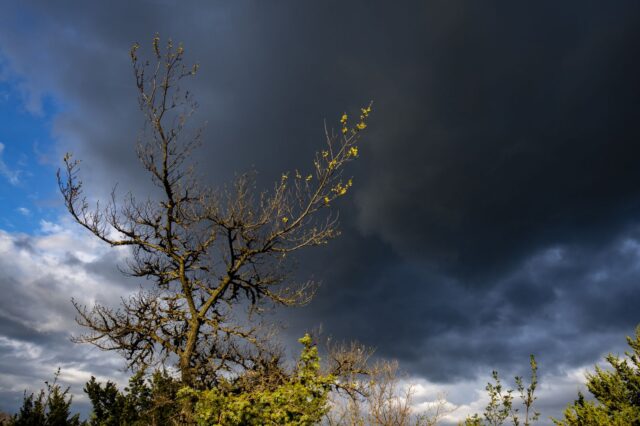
<box><xmin>76</xmin><ymin>334</ymin><xmax>335</xmax><ymax>425</ymax></box>
<box><xmin>465</xmin><ymin>355</ymin><xmax>539</xmax><ymax>426</ymax></box>
<box><xmin>177</xmin><ymin>334</ymin><xmax>334</xmax><ymax>425</ymax></box>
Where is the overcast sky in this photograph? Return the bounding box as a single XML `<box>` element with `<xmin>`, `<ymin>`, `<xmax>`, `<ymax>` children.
<box><xmin>1</xmin><ymin>1</ymin><xmax>640</xmax><ymax>423</ymax></box>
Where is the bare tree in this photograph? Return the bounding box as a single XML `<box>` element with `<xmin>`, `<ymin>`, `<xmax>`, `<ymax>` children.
<box><xmin>323</xmin><ymin>340</ymin><xmax>453</xmax><ymax>426</ymax></box>
<box><xmin>58</xmin><ymin>35</ymin><xmax>372</xmax><ymax>387</ymax></box>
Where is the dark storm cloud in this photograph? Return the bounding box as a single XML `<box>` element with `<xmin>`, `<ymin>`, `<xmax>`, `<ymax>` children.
<box><xmin>354</xmin><ymin>3</ymin><xmax>640</xmax><ymax>277</ymax></box>
<box><xmin>2</xmin><ymin>2</ymin><xmax>640</xmax><ymax>417</ymax></box>
<box><xmin>291</xmin><ymin>225</ymin><xmax>640</xmax><ymax>383</ymax></box>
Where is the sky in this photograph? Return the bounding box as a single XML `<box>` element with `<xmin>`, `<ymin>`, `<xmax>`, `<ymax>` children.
<box><xmin>1</xmin><ymin>1</ymin><xmax>640</xmax><ymax>423</ymax></box>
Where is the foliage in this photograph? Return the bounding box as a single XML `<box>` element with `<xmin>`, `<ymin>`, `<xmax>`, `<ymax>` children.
<box><xmin>83</xmin><ymin>376</ymin><xmax>124</xmax><ymax>425</ymax></box>
<box><xmin>84</xmin><ymin>370</ymin><xmax>181</xmax><ymax>426</ymax></box>
<box><xmin>465</xmin><ymin>355</ymin><xmax>539</xmax><ymax>426</ymax></box>
<box><xmin>58</xmin><ymin>34</ymin><xmax>372</xmax><ymax>387</ymax></box>
<box><xmin>554</xmin><ymin>326</ymin><xmax>640</xmax><ymax>425</ymax></box>
<box><xmin>79</xmin><ymin>334</ymin><xmax>334</xmax><ymax>425</ymax></box>
<box><xmin>177</xmin><ymin>334</ymin><xmax>334</xmax><ymax>425</ymax></box>
<box><xmin>9</xmin><ymin>370</ymin><xmax>82</xmax><ymax>426</ymax></box>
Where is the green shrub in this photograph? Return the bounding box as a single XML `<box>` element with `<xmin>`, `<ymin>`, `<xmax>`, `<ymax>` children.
<box><xmin>177</xmin><ymin>334</ymin><xmax>334</xmax><ymax>425</ymax></box>
<box><xmin>465</xmin><ymin>355</ymin><xmax>539</xmax><ymax>426</ymax></box>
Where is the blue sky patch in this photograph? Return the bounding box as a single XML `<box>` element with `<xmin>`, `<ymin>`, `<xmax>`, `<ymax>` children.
<box><xmin>0</xmin><ymin>76</ymin><xmax>61</xmax><ymax>233</ymax></box>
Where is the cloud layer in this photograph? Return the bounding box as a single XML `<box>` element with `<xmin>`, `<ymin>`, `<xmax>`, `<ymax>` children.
<box><xmin>0</xmin><ymin>220</ymin><xmax>134</xmax><ymax>414</ymax></box>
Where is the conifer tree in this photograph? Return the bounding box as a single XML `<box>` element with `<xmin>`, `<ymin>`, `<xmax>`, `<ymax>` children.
<box><xmin>554</xmin><ymin>326</ymin><xmax>640</xmax><ymax>425</ymax></box>
<box><xmin>10</xmin><ymin>370</ymin><xmax>81</xmax><ymax>426</ymax></box>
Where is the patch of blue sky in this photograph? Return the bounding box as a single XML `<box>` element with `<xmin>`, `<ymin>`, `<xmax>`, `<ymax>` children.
<box><xmin>0</xmin><ymin>73</ymin><xmax>62</xmax><ymax>234</ymax></box>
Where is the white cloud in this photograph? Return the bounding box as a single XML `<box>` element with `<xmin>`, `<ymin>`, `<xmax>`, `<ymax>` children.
<box><xmin>16</xmin><ymin>207</ymin><xmax>30</xmax><ymax>216</ymax></box>
<box><xmin>0</xmin><ymin>336</ymin><xmax>42</xmax><ymax>360</ymax></box>
<box><xmin>39</xmin><ymin>219</ymin><xmax>63</xmax><ymax>234</ymax></box>
<box><xmin>394</xmin><ymin>366</ymin><xmax>591</xmax><ymax>426</ymax></box>
<box><xmin>0</xmin><ymin>219</ymin><xmax>132</xmax><ymax>331</ymax></box>
<box><xmin>0</xmin><ymin>142</ymin><xmax>21</xmax><ymax>185</ymax></box>
<box><xmin>0</xmin><ymin>218</ymin><xmax>135</xmax><ymax>414</ymax></box>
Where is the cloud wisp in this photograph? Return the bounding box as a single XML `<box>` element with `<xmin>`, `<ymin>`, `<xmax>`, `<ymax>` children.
<box><xmin>0</xmin><ymin>142</ymin><xmax>20</xmax><ymax>185</ymax></box>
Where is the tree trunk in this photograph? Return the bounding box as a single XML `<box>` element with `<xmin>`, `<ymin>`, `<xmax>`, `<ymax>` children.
<box><xmin>180</xmin><ymin>321</ymin><xmax>200</xmax><ymax>387</ymax></box>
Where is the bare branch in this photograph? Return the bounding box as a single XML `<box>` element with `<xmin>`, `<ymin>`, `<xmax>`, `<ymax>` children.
<box><xmin>62</xmin><ymin>35</ymin><xmax>373</xmax><ymax>387</ymax></box>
